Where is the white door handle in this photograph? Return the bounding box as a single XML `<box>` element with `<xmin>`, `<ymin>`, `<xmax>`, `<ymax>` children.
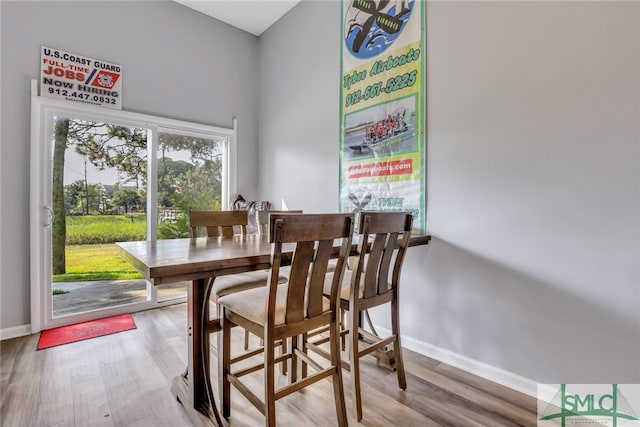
<box><xmin>44</xmin><ymin>206</ymin><xmax>54</xmax><ymax>227</ymax></box>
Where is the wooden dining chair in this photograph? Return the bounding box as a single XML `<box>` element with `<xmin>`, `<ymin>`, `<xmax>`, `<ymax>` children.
<box><xmin>189</xmin><ymin>210</ymin><xmax>269</xmax><ymax>298</ymax></box>
<box><xmin>189</xmin><ymin>210</ymin><xmax>248</xmax><ymax>238</ymax></box>
<box><xmin>188</xmin><ymin>210</ymin><xmax>285</xmax><ymax>351</ymax></box>
<box><xmin>218</xmin><ymin>213</ymin><xmax>354</xmax><ymax>427</ymax></box>
<box><xmin>309</xmin><ymin>211</ymin><xmax>413</xmax><ymax>421</ymax></box>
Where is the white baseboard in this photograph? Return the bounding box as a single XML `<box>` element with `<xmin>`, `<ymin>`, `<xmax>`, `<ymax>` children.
<box><xmin>375</xmin><ymin>325</ymin><xmax>540</xmax><ymax>398</ymax></box>
<box><xmin>0</xmin><ymin>324</ymin><xmax>32</xmax><ymax>341</ymax></box>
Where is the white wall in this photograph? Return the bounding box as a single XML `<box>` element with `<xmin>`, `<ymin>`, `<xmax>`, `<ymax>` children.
<box><xmin>0</xmin><ymin>1</ymin><xmax>261</xmax><ymax>330</ymax></box>
<box><xmin>259</xmin><ymin>1</ymin><xmax>640</xmax><ymax>384</ymax></box>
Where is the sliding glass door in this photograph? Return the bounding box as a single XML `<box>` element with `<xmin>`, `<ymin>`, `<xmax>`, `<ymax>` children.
<box><xmin>31</xmin><ymin>93</ymin><xmax>236</xmax><ymax>331</ymax></box>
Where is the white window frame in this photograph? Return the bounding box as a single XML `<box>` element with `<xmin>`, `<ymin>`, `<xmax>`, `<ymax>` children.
<box><xmin>29</xmin><ymin>80</ymin><xmax>237</xmax><ymax>332</ymax></box>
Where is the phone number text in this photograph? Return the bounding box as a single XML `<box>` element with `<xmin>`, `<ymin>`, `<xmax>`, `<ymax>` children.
<box><xmin>344</xmin><ymin>70</ymin><xmax>417</xmax><ymax>108</ymax></box>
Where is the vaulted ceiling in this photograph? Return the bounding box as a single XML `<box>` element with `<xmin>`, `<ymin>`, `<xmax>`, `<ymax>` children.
<box><xmin>174</xmin><ymin>1</ymin><xmax>301</xmax><ymax>36</ymax></box>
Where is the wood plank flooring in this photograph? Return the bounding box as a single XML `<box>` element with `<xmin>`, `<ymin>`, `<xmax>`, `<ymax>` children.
<box><xmin>1</xmin><ymin>304</ymin><xmax>537</xmax><ymax>426</ymax></box>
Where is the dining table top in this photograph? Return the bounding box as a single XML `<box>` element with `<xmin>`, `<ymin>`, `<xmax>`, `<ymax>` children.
<box><xmin>116</xmin><ymin>233</ymin><xmax>431</xmax><ymax>286</ymax></box>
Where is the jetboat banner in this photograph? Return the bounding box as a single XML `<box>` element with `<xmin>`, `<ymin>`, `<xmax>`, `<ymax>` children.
<box><xmin>40</xmin><ymin>46</ymin><xmax>122</xmax><ymax>110</ymax></box>
<box><xmin>339</xmin><ymin>0</ymin><xmax>425</xmax><ymax>234</ymax></box>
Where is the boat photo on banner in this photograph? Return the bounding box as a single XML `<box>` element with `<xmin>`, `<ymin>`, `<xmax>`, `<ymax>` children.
<box><xmin>339</xmin><ymin>0</ymin><xmax>426</xmax><ymax>233</ymax></box>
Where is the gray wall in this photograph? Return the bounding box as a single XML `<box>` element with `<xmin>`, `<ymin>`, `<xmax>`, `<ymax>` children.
<box><xmin>1</xmin><ymin>0</ymin><xmax>638</xmax><ymax>386</ymax></box>
<box><xmin>259</xmin><ymin>1</ymin><xmax>640</xmax><ymax>383</ymax></box>
<box><xmin>0</xmin><ymin>1</ymin><xmax>260</xmax><ymax>329</ymax></box>
<box><xmin>257</xmin><ymin>1</ymin><xmax>340</xmax><ymax>212</ymax></box>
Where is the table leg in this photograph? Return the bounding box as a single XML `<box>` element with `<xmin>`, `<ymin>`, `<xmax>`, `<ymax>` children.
<box><xmin>171</xmin><ymin>278</ymin><xmax>223</xmax><ymax>427</ymax></box>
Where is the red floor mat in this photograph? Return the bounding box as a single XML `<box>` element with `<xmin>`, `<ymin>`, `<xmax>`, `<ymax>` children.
<box><xmin>37</xmin><ymin>313</ymin><xmax>136</xmax><ymax>350</ymax></box>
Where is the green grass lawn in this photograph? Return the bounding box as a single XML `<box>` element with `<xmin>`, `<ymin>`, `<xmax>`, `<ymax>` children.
<box><xmin>53</xmin><ymin>244</ymin><xmax>143</xmax><ymax>282</ymax></box>
<box><xmin>53</xmin><ymin>214</ymin><xmax>186</xmax><ymax>282</ymax></box>
<box><xmin>66</xmin><ymin>214</ymin><xmax>146</xmax><ymax>245</ymax></box>
<box><xmin>54</xmin><ymin>214</ymin><xmax>146</xmax><ymax>282</ymax></box>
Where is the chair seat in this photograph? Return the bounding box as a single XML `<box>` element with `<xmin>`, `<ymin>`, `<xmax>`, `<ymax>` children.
<box><xmin>213</xmin><ymin>271</ymin><xmax>287</xmax><ymax>298</ymax></box>
<box><xmin>218</xmin><ymin>285</ymin><xmax>330</xmax><ymax>326</ymax></box>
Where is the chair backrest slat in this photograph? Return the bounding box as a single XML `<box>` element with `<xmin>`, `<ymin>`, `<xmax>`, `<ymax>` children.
<box><xmin>269</xmin><ymin>213</ymin><xmax>354</xmax><ymax>327</ymax></box>
<box><xmin>189</xmin><ymin>210</ymin><xmax>248</xmax><ymax>238</ymax></box>
<box><xmin>308</xmin><ymin>240</ymin><xmax>334</xmax><ymax>317</ymax></box>
<box><xmin>363</xmin><ymin>234</ymin><xmax>386</xmax><ymax>298</ymax></box>
<box><xmin>377</xmin><ymin>232</ymin><xmax>399</xmax><ymax>295</ymax></box>
<box><xmin>286</xmin><ymin>240</ymin><xmax>315</xmax><ymax>323</ymax></box>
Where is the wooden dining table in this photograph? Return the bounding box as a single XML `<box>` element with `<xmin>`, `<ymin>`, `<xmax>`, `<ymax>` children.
<box><xmin>116</xmin><ymin>232</ymin><xmax>430</xmax><ymax>427</ymax></box>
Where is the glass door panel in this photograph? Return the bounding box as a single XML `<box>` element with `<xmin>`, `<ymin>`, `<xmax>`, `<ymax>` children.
<box><xmin>50</xmin><ymin>115</ymin><xmax>150</xmax><ymax>318</ymax></box>
<box><xmin>155</xmin><ymin>129</ymin><xmax>226</xmax><ymax>302</ymax></box>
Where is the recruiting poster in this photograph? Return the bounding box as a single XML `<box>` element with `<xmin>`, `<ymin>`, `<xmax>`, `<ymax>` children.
<box><xmin>40</xmin><ymin>46</ymin><xmax>122</xmax><ymax>110</ymax></box>
<box><xmin>339</xmin><ymin>0</ymin><xmax>425</xmax><ymax>233</ymax></box>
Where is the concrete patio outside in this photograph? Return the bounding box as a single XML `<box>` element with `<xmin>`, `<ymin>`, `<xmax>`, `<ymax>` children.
<box><xmin>52</xmin><ymin>279</ymin><xmax>187</xmax><ymax>317</ymax></box>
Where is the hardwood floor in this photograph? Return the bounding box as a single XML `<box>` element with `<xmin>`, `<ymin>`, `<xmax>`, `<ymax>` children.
<box><xmin>1</xmin><ymin>304</ymin><xmax>537</xmax><ymax>426</ymax></box>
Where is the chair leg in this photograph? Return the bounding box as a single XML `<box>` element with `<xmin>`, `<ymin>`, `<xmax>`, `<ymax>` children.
<box><xmin>391</xmin><ymin>296</ymin><xmax>407</xmax><ymax>390</ymax></box>
<box><xmin>301</xmin><ymin>332</ymin><xmax>308</xmax><ymax>379</ymax></box>
<box><xmin>280</xmin><ymin>337</ymin><xmax>288</xmax><ymax>375</ymax></box>
<box><xmin>349</xmin><ymin>307</ymin><xmax>363</xmax><ymax>421</ymax></box>
<box><xmin>243</xmin><ymin>329</ymin><xmax>250</xmax><ymax>350</ymax></box>
<box><xmin>329</xmin><ymin>319</ymin><xmax>348</xmax><ymax>427</ymax></box>
<box><xmin>340</xmin><ymin>308</ymin><xmax>346</xmax><ymax>351</ymax></box>
<box><xmin>221</xmin><ymin>312</ymin><xmax>232</xmax><ymax>418</ymax></box>
<box><xmin>290</xmin><ymin>334</ymin><xmax>298</xmax><ymax>384</ymax></box>
<box><xmin>264</xmin><ymin>338</ymin><xmax>277</xmax><ymax>427</ymax></box>
<box><xmin>210</xmin><ymin>296</ymin><xmax>221</xmax><ymax>351</ymax></box>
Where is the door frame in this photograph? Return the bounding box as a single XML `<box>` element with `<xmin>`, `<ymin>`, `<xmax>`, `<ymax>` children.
<box><xmin>29</xmin><ymin>81</ymin><xmax>237</xmax><ymax>333</ymax></box>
